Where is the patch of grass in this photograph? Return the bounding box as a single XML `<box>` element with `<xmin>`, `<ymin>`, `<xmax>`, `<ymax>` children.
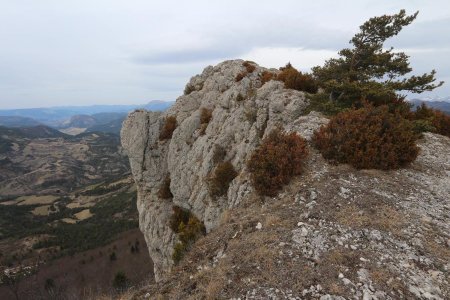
<box><xmin>336</xmin><ymin>204</ymin><xmax>405</xmax><ymax>234</ymax></box>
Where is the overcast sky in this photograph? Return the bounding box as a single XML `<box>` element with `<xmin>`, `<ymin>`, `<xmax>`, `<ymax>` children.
<box><xmin>0</xmin><ymin>0</ymin><xmax>449</xmax><ymax>109</ymax></box>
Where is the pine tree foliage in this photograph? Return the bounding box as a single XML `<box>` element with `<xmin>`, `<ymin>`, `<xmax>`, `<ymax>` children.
<box><xmin>312</xmin><ymin>10</ymin><xmax>443</xmax><ymax>107</ymax></box>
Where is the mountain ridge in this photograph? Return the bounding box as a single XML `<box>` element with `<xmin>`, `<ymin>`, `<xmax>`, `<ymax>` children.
<box><xmin>121</xmin><ymin>59</ymin><xmax>449</xmax><ymax>299</ymax></box>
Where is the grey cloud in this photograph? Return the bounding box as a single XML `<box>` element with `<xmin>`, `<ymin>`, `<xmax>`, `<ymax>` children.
<box><xmin>131</xmin><ymin>21</ymin><xmax>350</xmax><ymax>65</ymax></box>
<box><xmin>391</xmin><ymin>17</ymin><xmax>450</xmax><ymax>49</ymax></box>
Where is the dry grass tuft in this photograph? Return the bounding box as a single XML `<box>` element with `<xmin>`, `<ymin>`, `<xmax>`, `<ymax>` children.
<box><xmin>159</xmin><ymin>116</ymin><xmax>177</xmax><ymax>140</ymax></box>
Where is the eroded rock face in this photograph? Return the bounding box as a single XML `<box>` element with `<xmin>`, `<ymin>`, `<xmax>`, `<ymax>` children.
<box><xmin>121</xmin><ymin>60</ymin><xmax>326</xmax><ymax>280</ymax></box>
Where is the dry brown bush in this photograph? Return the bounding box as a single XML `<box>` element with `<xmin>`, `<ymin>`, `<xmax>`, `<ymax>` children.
<box><xmin>157</xmin><ymin>175</ymin><xmax>173</xmax><ymax>199</ymax></box>
<box><xmin>313</xmin><ymin>104</ymin><xmax>419</xmax><ymax>169</ymax></box>
<box><xmin>243</xmin><ymin>61</ymin><xmax>256</xmax><ymax>73</ymax></box>
<box><xmin>235</xmin><ymin>72</ymin><xmax>246</xmax><ymax>82</ymax></box>
<box><xmin>247</xmin><ymin>128</ymin><xmax>308</xmax><ymax>196</ymax></box>
<box><xmin>276</xmin><ymin>63</ymin><xmax>318</xmax><ymax>93</ymax></box>
<box><xmin>260</xmin><ymin>71</ymin><xmax>276</xmax><ymax>85</ymax></box>
<box><xmin>199</xmin><ymin>108</ymin><xmax>213</xmax><ymax>135</ymax></box>
<box><xmin>159</xmin><ymin>116</ymin><xmax>177</xmax><ymax>140</ymax></box>
<box><xmin>208</xmin><ymin>161</ymin><xmax>238</xmax><ymax>197</ymax></box>
<box><xmin>200</xmin><ymin>108</ymin><xmax>212</xmax><ymax>124</ymax></box>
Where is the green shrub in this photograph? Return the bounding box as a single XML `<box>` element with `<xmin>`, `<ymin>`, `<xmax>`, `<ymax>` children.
<box><xmin>208</xmin><ymin>161</ymin><xmax>238</xmax><ymax>197</ymax></box>
<box><xmin>413</xmin><ymin>103</ymin><xmax>450</xmax><ymax>137</ymax></box>
<box><xmin>109</xmin><ymin>251</ymin><xmax>117</xmax><ymax>261</ymax></box>
<box><xmin>169</xmin><ymin>206</ymin><xmax>205</xmax><ymax>264</ymax></box>
<box><xmin>313</xmin><ymin>104</ymin><xmax>419</xmax><ymax>169</ymax></box>
<box><xmin>157</xmin><ymin>175</ymin><xmax>173</xmax><ymax>199</ymax></box>
<box><xmin>112</xmin><ymin>271</ymin><xmax>129</xmax><ymax>291</ymax></box>
<box><xmin>159</xmin><ymin>116</ymin><xmax>177</xmax><ymax>140</ymax></box>
<box><xmin>172</xmin><ymin>242</ymin><xmax>186</xmax><ymax>265</ymax></box>
<box><xmin>169</xmin><ymin>206</ymin><xmax>190</xmax><ymax>233</ymax></box>
<box><xmin>248</xmin><ymin>128</ymin><xmax>308</xmax><ymax>196</ymax></box>
<box><xmin>305</xmin><ymin>93</ymin><xmax>349</xmax><ymax>116</ymax></box>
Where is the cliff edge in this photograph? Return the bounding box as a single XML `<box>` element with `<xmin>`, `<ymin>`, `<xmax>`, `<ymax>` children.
<box><xmin>121</xmin><ymin>60</ymin><xmax>449</xmax><ymax>299</ymax></box>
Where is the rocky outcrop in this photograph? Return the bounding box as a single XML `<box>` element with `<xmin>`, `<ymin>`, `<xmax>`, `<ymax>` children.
<box><xmin>122</xmin><ymin>60</ymin><xmax>449</xmax><ymax>299</ymax></box>
<box><xmin>121</xmin><ymin>60</ymin><xmax>326</xmax><ymax>280</ymax></box>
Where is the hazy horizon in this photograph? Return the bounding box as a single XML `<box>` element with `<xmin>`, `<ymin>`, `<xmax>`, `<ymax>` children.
<box><xmin>1</xmin><ymin>1</ymin><xmax>450</xmax><ymax>109</ymax></box>
<box><xmin>0</xmin><ymin>99</ymin><xmax>174</xmax><ymax>111</ymax></box>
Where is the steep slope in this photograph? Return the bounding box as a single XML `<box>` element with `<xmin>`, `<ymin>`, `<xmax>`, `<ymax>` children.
<box><xmin>121</xmin><ymin>60</ymin><xmax>449</xmax><ymax>299</ymax></box>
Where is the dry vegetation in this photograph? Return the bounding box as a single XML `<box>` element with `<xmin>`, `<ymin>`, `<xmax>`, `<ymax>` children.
<box><xmin>199</xmin><ymin>108</ymin><xmax>212</xmax><ymax>135</ymax></box>
<box><xmin>313</xmin><ymin>104</ymin><xmax>419</xmax><ymax>170</ymax></box>
<box><xmin>169</xmin><ymin>206</ymin><xmax>206</xmax><ymax>264</ymax></box>
<box><xmin>130</xmin><ymin>168</ymin><xmax>421</xmax><ymax>299</ymax></box>
<box><xmin>260</xmin><ymin>70</ymin><xmax>276</xmax><ymax>85</ymax></box>
<box><xmin>159</xmin><ymin>116</ymin><xmax>177</xmax><ymax>141</ymax></box>
<box><xmin>248</xmin><ymin>128</ymin><xmax>308</xmax><ymax>196</ymax></box>
<box><xmin>157</xmin><ymin>175</ymin><xmax>173</xmax><ymax>199</ymax></box>
<box><xmin>235</xmin><ymin>61</ymin><xmax>257</xmax><ymax>82</ymax></box>
<box><xmin>207</xmin><ymin>161</ymin><xmax>238</xmax><ymax>197</ymax></box>
<box><xmin>276</xmin><ymin>63</ymin><xmax>318</xmax><ymax>93</ymax></box>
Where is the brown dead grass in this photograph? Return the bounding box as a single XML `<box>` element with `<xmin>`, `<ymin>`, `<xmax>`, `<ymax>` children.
<box><xmin>336</xmin><ymin>204</ymin><xmax>405</xmax><ymax>234</ymax></box>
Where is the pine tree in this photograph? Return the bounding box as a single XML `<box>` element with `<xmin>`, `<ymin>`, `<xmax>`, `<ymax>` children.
<box><xmin>312</xmin><ymin>10</ymin><xmax>443</xmax><ymax>107</ymax></box>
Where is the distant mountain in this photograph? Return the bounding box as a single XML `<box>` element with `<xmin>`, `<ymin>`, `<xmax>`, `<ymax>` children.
<box><xmin>0</xmin><ymin>116</ymin><xmax>42</xmax><ymax>127</ymax></box>
<box><xmin>59</xmin><ymin>114</ymin><xmax>97</xmax><ymax>129</ymax></box>
<box><xmin>0</xmin><ymin>100</ymin><xmax>174</xmax><ymax>126</ymax></box>
<box><xmin>56</xmin><ymin>112</ymin><xmax>128</xmax><ymax>135</ymax></box>
<box><xmin>85</xmin><ymin>116</ymin><xmax>127</xmax><ymax>135</ymax></box>
<box><xmin>408</xmin><ymin>98</ymin><xmax>450</xmax><ymax>114</ymax></box>
<box><xmin>0</xmin><ymin>125</ymin><xmax>67</xmax><ymax>140</ymax></box>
